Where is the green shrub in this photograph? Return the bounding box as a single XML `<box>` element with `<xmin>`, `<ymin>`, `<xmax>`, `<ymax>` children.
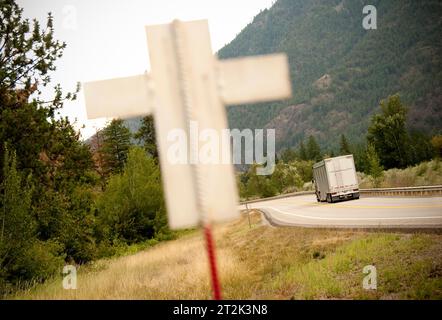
<box><xmin>34</xmin><ymin>186</ymin><xmax>98</xmax><ymax>264</ymax></box>
<box><xmin>416</xmin><ymin>162</ymin><xmax>428</xmax><ymax>177</ymax></box>
<box><xmin>11</xmin><ymin>240</ymin><xmax>65</xmax><ymax>283</ymax></box>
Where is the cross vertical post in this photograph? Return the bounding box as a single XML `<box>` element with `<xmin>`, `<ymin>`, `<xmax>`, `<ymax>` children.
<box><xmin>168</xmin><ymin>19</ymin><xmax>223</xmax><ymax>299</ymax></box>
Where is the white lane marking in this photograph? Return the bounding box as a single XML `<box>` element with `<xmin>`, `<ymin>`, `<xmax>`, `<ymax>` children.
<box><xmin>260</xmin><ymin>206</ymin><xmax>442</xmax><ymax>221</ymax></box>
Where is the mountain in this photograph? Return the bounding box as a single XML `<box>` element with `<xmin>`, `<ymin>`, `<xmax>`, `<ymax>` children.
<box><xmin>218</xmin><ymin>0</ymin><xmax>442</xmax><ymax>151</ymax></box>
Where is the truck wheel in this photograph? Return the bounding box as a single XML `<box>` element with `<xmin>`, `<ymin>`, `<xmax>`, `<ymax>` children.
<box><xmin>326</xmin><ymin>194</ymin><xmax>333</xmax><ymax>203</ymax></box>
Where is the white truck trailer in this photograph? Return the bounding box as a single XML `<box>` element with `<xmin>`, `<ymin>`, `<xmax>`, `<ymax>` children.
<box><xmin>312</xmin><ymin>154</ymin><xmax>359</xmax><ymax>203</ymax></box>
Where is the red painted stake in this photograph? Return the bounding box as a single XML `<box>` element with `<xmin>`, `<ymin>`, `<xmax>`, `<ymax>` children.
<box><xmin>203</xmin><ymin>225</ymin><xmax>222</xmax><ymax>300</ymax></box>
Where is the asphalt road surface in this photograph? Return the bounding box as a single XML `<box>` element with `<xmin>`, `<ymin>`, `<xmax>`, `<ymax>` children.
<box><xmin>241</xmin><ymin>195</ymin><xmax>442</xmax><ymax>228</ymax></box>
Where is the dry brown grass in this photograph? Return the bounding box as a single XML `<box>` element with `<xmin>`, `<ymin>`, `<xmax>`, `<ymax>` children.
<box><xmin>11</xmin><ymin>210</ymin><xmax>442</xmax><ymax>300</ymax></box>
<box><xmin>14</xmin><ymin>230</ymin><xmax>245</xmax><ymax>299</ymax></box>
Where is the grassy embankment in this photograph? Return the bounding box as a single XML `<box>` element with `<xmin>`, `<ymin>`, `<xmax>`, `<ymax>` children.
<box><xmin>11</xmin><ymin>211</ymin><xmax>442</xmax><ymax>300</ymax></box>
<box><xmin>359</xmin><ymin>159</ymin><xmax>442</xmax><ymax>188</ymax></box>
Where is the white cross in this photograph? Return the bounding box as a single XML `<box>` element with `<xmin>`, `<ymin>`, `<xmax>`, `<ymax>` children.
<box><xmin>83</xmin><ymin>19</ymin><xmax>292</xmax><ymax>229</ymax></box>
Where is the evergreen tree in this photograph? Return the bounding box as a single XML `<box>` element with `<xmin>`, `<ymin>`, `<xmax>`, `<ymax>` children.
<box><xmin>0</xmin><ymin>146</ymin><xmax>34</xmax><ymax>254</ymax></box>
<box><xmin>0</xmin><ymin>0</ymin><xmax>80</xmax><ymax>183</ymax></box>
<box><xmin>134</xmin><ymin>115</ymin><xmax>158</xmax><ymax>160</ymax></box>
<box><xmin>1</xmin><ymin>146</ymin><xmax>33</xmax><ymax>289</ymax></box>
<box><xmin>306</xmin><ymin>136</ymin><xmax>321</xmax><ymax>162</ymax></box>
<box><xmin>1</xmin><ymin>149</ymin><xmax>67</xmax><ymax>294</ymax></box>
<box><xmin>299</xmin><ymin>141</ymin><xmax>307</xmax><ymax>161</ymax></box>
<box><xmin>101</xmin><ymin>119</ymin><xmax>132</xmax><ymax>176</ymax></box>
<box><xmin>339</xmin><ymin>134</ymin><xmax>351</xmax><ymax>155</ymax></box>
<box><xmin>366</xmin><ymin>143</ymin><xmax>384</xmax><ymax>187</ymax></box>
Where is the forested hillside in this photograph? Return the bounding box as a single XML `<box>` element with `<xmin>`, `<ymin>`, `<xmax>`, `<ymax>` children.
<box><xmin>218</xmin><ymin>0</ymin><xmax>442</xmax><ymax>150</ymax></box>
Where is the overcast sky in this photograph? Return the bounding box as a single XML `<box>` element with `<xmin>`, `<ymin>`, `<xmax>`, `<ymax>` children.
<box><xmin>17</xmin><ymin>0</ymin><xmax>275</xmax><ymax>139</ymax></box>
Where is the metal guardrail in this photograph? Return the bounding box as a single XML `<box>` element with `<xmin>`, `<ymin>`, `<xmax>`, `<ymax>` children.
<box><xmin>240</xmin><ymin>185</ymin><xmax>442</xmax><ymax>205</ymax></box>
<box><xmin>240</xmin><ymin>191</ymin><xmax>315</xmax><ymax>205</ymax></box>
<box><xmin>360</xmin><ymin>185</ymin><xmax>442</xmax><ymax>197</ymax></box>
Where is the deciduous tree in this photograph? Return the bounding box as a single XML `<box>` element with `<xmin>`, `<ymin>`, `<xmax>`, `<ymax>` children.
<box><xmin>97</xmin><ymin>147</ymin><xmax>168</xmax><ymax>243</ymax></box>
<box><xmin>367</xmin><ymin>95</ymin><xmax>410</xmax><ymax>169</ymax></box>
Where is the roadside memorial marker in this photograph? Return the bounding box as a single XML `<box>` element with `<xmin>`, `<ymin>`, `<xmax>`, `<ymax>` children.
<box><xmin>83</xmin><ymin>19</ymin><xmax>292</xmax><ymax>299</ymax></box>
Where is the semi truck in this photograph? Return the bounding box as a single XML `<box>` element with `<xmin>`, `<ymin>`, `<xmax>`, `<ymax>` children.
<box><xmin>312</xmin><ymin>154</ymin><xmax>359</xmax><ymax>203</ymax></box>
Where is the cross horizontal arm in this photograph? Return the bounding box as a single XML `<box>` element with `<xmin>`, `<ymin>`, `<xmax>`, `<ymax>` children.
<box><xmin>217</xmin><ymin>53</ymin><xmax>292</xmax><ymax>106</ymax></box>
<box><xmin>83</xmin><ymin>74</ymin><xmax>153</xmax><ymax>119</ymax></box>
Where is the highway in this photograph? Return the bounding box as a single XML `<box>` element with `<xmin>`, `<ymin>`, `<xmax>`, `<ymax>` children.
<box><xmin>241</xmin><ymin>195</ymin><xmax>442</xmax><ymax>228</ymax></box>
